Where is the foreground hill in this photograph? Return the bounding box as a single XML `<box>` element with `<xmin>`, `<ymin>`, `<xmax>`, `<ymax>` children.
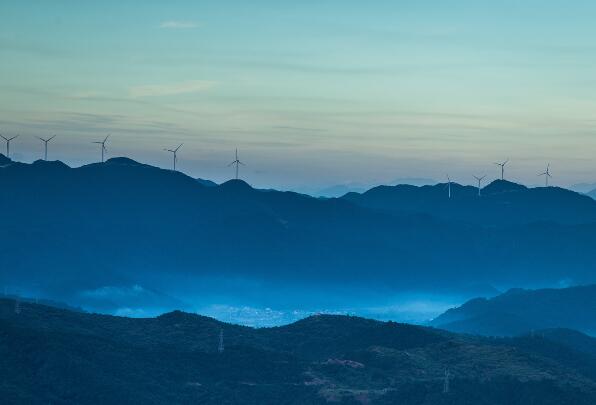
<box><xmin>2</xmin><ymin>156</ymin><xmax>596</xmax><ymax>313</ymax></box>
<box><xmin>2</xmin><ymin>299</ymin><xmax>596</xmax><ymax>404</ymax></box>
<box><xmin>431</xmin><ymin>284</ymin><xmax>596</xmax><ymax>336</ymax></box>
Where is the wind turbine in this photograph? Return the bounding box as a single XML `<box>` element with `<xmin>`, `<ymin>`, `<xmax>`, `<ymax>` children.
<box><xmin>446</xmin><ymin>175</ymin><xmax>452</xmax><ymax>199</ymax></box>
<box><xmin>164</xmin><ymin>143</ymin><xmax>183</xmax><ymax>171</ymax></box>
<box><xmin>228</xmin><ymin>149</ymin><xmax>245</xmax><ymax>180</ymax></box>
<box><xmin>494</xmin><ymin>159</ymin><xmax>509</xmax><ymax>180</ymax></box>
<box><xmin>0</xmin><ymin>134</ymin><xmax>18</xmax><ymax>158</ymax></box>
<box><xmin>538</xmin><ymin>163</ymin><xmax>552</xmax><ymax>187</ymax></box>
<box><xmin>37</xmin><ymin>135</ymin><xmax>56</xmax><ymax>161</ymax></box>
<box><xmin>93</xmin><ymin>135</ymin><xmax>110</xmax><ymax>163</ymax></box>
<box><xmin>473</xmin><ymin>175</ymin><xmax>486</xmax><ymax>197</ymax></box>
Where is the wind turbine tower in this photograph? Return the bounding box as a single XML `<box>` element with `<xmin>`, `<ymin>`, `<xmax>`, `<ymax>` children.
<box><xmin>446</xmin><ymin>175</ymin><xmax>452</xmax><ymax>199</ymax></box>
<box><xmin>538</xmin><ymin>164</ymin><xmax>552</xmax><ymax>187</ymax></box>
<box><xmin>164</xmin><ymin>143</ymin><xmax>183</xmax><ymax>171</ymax></box>
<box><xmin>494</xmin><ymin>159</ymin><xmax>509</xmax><ymax>180</ymax></box>
<box><xmin>228</xmin><ymin>149</ymin><xmax>245</xmax><ymax>180</ymax></box>
<box><xmin>93</xmin><ymin>135</ymin><xmax>110</xmax><ymax>163</ymax></box>
<box><xmin>0</xmin><ymin>134</ymin><xmax>18</xmax><ymax>158</ymax></box>
<box><xmin>37</xmin><ymin>135</ymin><xmax>56</xmax><ymax>161</ymax></box>
<box><xmin>473</xmin><ymin>175</ymin><xmax>486</xmax><ymax>197</ymax></box>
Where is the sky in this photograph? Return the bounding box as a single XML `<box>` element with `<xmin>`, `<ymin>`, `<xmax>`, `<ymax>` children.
<box><xmin>1</xmin><ymin>0</ymin><xmax>596</xmax><ymax>191</ymax></box>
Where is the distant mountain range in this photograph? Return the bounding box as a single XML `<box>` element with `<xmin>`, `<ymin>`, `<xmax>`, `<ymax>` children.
<box><xmin>3</xmin><ymin>298</ymin><xmax>596</xmax><ymax>404</ymax></box>
<box><xmin>431</xmin><ymin>284</ymin><xmax>596</xmax><ymax>336</ymax></box>
<box><xmin>196</xmin><ymin>177</ymin><xmax>217</xmax><ymax>187</ymax></box>
<box><xmin>313</xmin><ymin>178</ymin><xmax>436</xmax><ymax>197</ymax></box>
<box><xmin>2</xmin><ymin>155</ymin><xmax>596</xmax><ymax>314</ymax></box>
<box><xmin>342</xmin><ymin>180</ymin><xmax>596</xmax><ymax>226</ymax></box>
<box><xmin>570</xmin><ymin>182</ymin><xmax>596</xmax><ymax>194</ymax></box>
<box><xmin>314</xmin><ymin>182</ymin><xmax>368</xmax><ymax>198</ymax></box>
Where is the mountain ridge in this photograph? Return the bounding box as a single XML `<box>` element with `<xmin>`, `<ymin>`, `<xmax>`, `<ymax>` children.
<box><xmin>431</xmin><ymin>284</ymin><xmax>596</xmax><ymax>336</ymax></box>
<box><xmin>3</xmin><ymin>157</ymin><xmax>596</xmax><ymax>316</ymax></box>
<box><xmin>2</xmin><ymin>298</ymin><xmax>596</xmax><ymax>404</ymax></box>
<box><xmin>342</xmin><ymin>179</ymin><xmax>596</xmax><ymax>226</ymax></box>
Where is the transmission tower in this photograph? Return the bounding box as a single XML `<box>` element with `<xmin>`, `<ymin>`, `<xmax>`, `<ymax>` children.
<box><xmin>443</xmin><ymin>368</ymin><xmax>450</xmax><ymax>394</ymax></box>
<box><xmin>218</xmin><ymin>329</ymin><xmax>224</xmax><ymax>353</ymax></box>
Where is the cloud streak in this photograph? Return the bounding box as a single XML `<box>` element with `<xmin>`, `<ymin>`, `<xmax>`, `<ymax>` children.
<box><xmin>159</xmin><ymin>20</ymin><xmax>198</xmax><ymax>29</ymax></box>
<box><xmin>129</xmin><ymin>80</ymin><xmax>215</xmax><ymax>98</ymax></box>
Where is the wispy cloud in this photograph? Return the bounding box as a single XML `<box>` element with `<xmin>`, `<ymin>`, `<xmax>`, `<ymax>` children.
<box><xmin>159</xmin><ymin>20</ymin><xmax>198</xmax><ymax>29</ymax></box>
<box><xmin>129</xmin><ymin>80</ymin><xmax>215</xmax><ymax>98</ymax></box>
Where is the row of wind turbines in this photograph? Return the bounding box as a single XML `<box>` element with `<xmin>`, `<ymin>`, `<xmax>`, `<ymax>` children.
<box><xmin>0</xmin><ymin>133</ymin><xmax>247</xmax><ymax>180</ymax></box>
<box><xmin>445</xmin><ymin>158</ymin><xmax>552</xmax><ymax>199</ymax></box>
<box><xmin>2</xmin><ymin>134</ymin><xmax>553</xmax><ymax>189</ymax></box>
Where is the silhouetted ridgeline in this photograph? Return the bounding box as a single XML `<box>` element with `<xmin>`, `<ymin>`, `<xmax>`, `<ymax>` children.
<box><xmin>2</xmin><ymin>155</ymin><xmax>596</xmax><ymax>308</ymax></box>
<box><xmin>2</xmin><ymin>298</ymin><xmax>596</xmax><ymax>404</ymax></box>
<box><xmin>342</xmin><ymin>180</ymin><xmax>596</xmax><ymax>226</ymax></box>
<box><xmin>431</xmin><ymin>284</ymin><xmax>596</xmax><ymax>336</ymax></box>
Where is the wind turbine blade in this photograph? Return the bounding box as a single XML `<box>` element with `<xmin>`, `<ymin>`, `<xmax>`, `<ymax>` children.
<box><xmin>0</xmin><ymin>135</ymin><xmax>6</xmax><ymax>141</ymax></box>
<box><xmin>175</xmin><ymin>143</ymin><xmax>183</xmax><ymax>152</ymax></box>
<box><xmin>49</xmin><ymin>135</ymin><xmax>56</xmax><ymax>141</ymax></box>
<box><xmin>104</xmin><ymin>134</ymin><xmax>110</xmax><ymax>142</ymax></box>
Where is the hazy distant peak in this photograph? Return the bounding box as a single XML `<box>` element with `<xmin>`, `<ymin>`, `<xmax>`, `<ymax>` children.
<box><xmin>31</xmin><ymin>159</ymin><xmax>70</xmax><ymax>169</ymax></box>
<box><xmin>196</xmin><ymin>178</ymin><xmax>217</xmax><ymax>187</ymax></box>
<box><xmin>218</xmin><ymin>178</ymin><xmax>253</xmax><ymax>191</ymax></box>
<box><xmin>392</xmin><ymin>177</ymin><xmax>437</xmax><ymax>186</ymax></box>
<box><xmin>105</xmin><ymin>157</ymin><xmax>144</xmax><ymax>166</ymax></box>
<box><xmin>482</xmin><ymin>179</ymin><xmax>527</xmax><ymax>194</ymax></box>
<box><xmin>431</xmin><ymin>284</ymin><xmax>596</xmax><ymax>336</ymax></box>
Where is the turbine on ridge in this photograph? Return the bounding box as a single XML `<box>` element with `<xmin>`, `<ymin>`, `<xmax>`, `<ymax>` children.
<box><xmin>445</xmin><ymin>174</ymin><xmax>452</xmax><ymax>199</ymax></box>
<box><xmin>164</xmin><ymin>143</ymin><xmax>183</xmax><ymax>171</ymax></box>
<box><xmin>92</xmin><ymin>135</ymin><xmax>110</xmax><ymax>163</ymax></box>
<box><xmin>37</xmin><ymin>135</ymin><xmax>56</xmax><ymax>161</ymax></box>
<box><xmin>228</xmin><ymin>149</ymin><xmax>245</xmax><ymax>180</ymax></box>
<box><xmin>494</xmin><ymin>159</ymin><xmax>509</xmax><ymax>180</ymax></box>
<box><xmin>538</xmin><ymin>163</ymin><xmax>552</xmax><ymax>187</ymax></box>
<box><xmin>0</xmin><ymin>134</ymin><xmax>18</xmax><ymax>158</ymax></box>
<box><xmin>473</xmin><ymin>175</ymin><xmax>486</xmax><ymax>197</ymax></box>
